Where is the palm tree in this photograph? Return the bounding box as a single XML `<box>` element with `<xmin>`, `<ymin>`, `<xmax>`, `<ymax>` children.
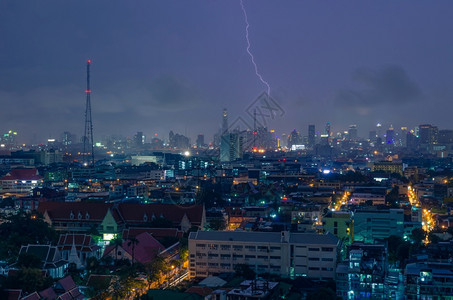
<box><xmin>127</xmin><ymin>236</ymin><xmax>139</xmax><ymax>264</ymax></box>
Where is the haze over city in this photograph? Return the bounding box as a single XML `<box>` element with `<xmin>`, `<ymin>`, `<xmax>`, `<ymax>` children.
<box><xmin>2</xmin><ymin>1</ymin><xmax>453</xmax><ymax>143</ymax></box>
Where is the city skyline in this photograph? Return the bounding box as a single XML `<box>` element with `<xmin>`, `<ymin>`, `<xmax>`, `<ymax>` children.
<box><xmin>2</xmin><ymin>1</ymin><xmax>453</xmax><ymax>143</ymax></box>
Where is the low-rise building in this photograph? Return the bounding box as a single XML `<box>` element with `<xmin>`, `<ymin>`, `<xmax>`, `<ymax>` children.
<box><xmin>349</xmin><ymin>187</ymin><xmax>387</xmax><ymax>206</ymax></box>
<box><xmin>18</xmin><ymin>245</ymin><xmax>68</xmax><ymax>278</ymax></box>
<box><xmin>38</xmin><ymin>202</ymin><xmax>206</xmax><ymax>239</ymax></box>
<box><xmin>353</xmin><ymin>207</ymin><xmax>404</xmax><ymax>243</ymax></box>
<box><xmin>405</xmin><ymin>262</ymin><xmax>453</xmax><ymax>299</ymax></box>
<box><xmin>372</xmin><ymin>161</ymin><xmax>403</xmax><ymax>175</ymax></box>
<box><xmin>103</xmin><ymin>232</ymin><xmax>166</xmax><ymax>264</ymax></box>
<box><xmin>336</xmin><ymin>243</ymin><xmax>391</xmax><ymax>299</ymax></box>
<box><xmin>188</xmin><ymin>230</ymin><xmax>338</xmax><ymax>280</ymax></box>
<box><xmin>56</xmin><ymin>234</ymin><xmax>101</xmax><ymax>267</ymax></box>
<box><xmin>322</xmin><ymin>210</ymin><xmax>353</xmax><ymax>244</ymax></box>
<box><xmin>0</xmin><ymin>168</ymin><xmax>43</xmax><ymax>194</ymax></box>
<box><xmin>227</xmin><ymin>280</ymin><xmax>279</xmax><ymax>300</ymax></box>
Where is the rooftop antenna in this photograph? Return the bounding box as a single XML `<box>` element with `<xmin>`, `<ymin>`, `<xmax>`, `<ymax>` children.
<box><xmin>83</xmin><ymin>59</ymin><xmax>94</xmax><ymax>167</ymax></box>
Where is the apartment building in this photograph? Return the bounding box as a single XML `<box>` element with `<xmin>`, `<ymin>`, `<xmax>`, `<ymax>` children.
<box><xmin>406</xmin><ymin>262</ymin><xmax>453</xmax><ymax>299</ymax></box>
<box><xmin>188</xmin><ymin>230</ymin><xmax>339</xmax><ymax>280</ymax></box>
<box><xmin>353</xmin><ymin>207</ymin><xmax>404</xmax><ymax>243</ymax></box>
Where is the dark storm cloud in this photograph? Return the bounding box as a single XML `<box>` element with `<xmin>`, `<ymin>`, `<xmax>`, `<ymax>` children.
<box><xmin>0</xmin><ymin>84</ymin><xmax>84</xmax><ymax>141</ymax></box>
<box><xmin>335</xmin><ymin>66</ymin><xmax>423</xmax><ymax>114</ymax></box>
<box><xmin>146</xmin><ymin>75</ymin><xmax>202</xmax><ymax>111</ymax></box>
<box><xmin>2</xmin><ymin>1</ymin><xmax>453</xmax><ymax>142</ymax></box>
<box><xmin>93</xmin><ymin>75</ymin><xmax>203</xmax><ymax>117</ymax></box>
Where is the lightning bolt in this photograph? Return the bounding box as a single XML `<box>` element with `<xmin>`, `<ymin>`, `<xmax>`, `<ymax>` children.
<box><xmin>240</xmin><ymin>0</ymin><xmax>271</xmax><ymax>96</ymax></box>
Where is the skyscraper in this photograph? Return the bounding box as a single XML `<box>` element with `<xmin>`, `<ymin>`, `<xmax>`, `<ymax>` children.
<box><xmin>400</xmin><ymin>127</ymin><xmax>408</xmax><ymax>147</ymax></box>
<box><xmin>419</xmin><ymin>124</ymin><xmax>438</xmax><ymax>145</ymax></box>
<box><xmin>308</xmin><ymin>125</ymin><xmax>315</xmax><ymax>148</ymax></box>
<box><xmin>287</xmin><ymin>129</ymin><xmax>302</xmax><ymax>148</ymax></box>
<box><xmin>220</xmin><ymin>132</ymin><xmax>243</xmax><ymax>162</ymax></box>
<box><xmin>438</xmin><ymin>129</ymin><xmax>453</xmax><ymax>144</ymax></box>
<box><xmin>214</xmin><ymin>108</ymin><xmax>229</xmax><ymax>147</ymax></box>
<box><xmin>62</xmin><ymin>131</ymin><xmax>75</xmax><ymax>146</ymax></box>
<box><xmin>134</xmin><ymin>131</ymin><xmax>145</xmax><ymax>147</ymax></box>
<box><xmin>325</xmin><ymin>122</ymin><xmax>331</xmax><ymax>137</ymax></box>
<box><xmin>222</xmin><ymin>108</ymin><xmax>228</xmax><ymax>135</ymax></box>
<box><xmin>369</xmin><ymin>131</ymin><xmax>377</xmax><ymax>142</ymax></box>
<box><xmin>348</xmin><ymin>125</ymin><xmax>358</xmax><ymax>141</ymax></box>
<box><xmin>376</xmin><ymin>123</ymin><xmax>382</xmax><ymax>139</ymax></box>
<box><xmin>386</xmin><ymin>126</ymin><xmax>394</xmax><ymax>145</ymax></box>
<box><xmin>196</xmin><ymin>134</ymin><xmax>205</xmax><ymax>148</ymax></box>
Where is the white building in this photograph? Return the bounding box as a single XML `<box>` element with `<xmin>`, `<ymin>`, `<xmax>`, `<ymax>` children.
<box><xmin>0</xmin><ymin>168</ymin><xmax>42</xmax><ymax>193</ymax></box>
<box><xmin>188</xmin><ymin>230</ymin><xmax>338</xmax><ymax>280</ymax></box>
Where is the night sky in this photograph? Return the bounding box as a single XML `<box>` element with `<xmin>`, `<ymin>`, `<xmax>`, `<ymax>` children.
<box><xmin>2</xmin><ymin>1</ymin><xmax>453</xmax><ymax>144</ymax></box>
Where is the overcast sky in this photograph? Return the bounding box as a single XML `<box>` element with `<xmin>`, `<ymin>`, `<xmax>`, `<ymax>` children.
<box><xmin>1</xmin><ymin>1</ymin><xmax>453</xmax><ymax>143</ymax></box>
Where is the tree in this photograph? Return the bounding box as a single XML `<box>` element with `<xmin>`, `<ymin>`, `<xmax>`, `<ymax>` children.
<box><xmin>144</xmin><ymin>256</ymin><xmax>168</xmax><ymax>288</ymax></box>
<box><xmin>88</xmin><ymin>225</ymin><xmax>102</xmax><ymax>243</ymax></box>
<box><xmin>396</xmin><ymin>242</ymin><xmax>411</xmax><ymax>267</ymax></box>
<box><xmin>127</xmin><ymin>236</ymin><xmax>140</xmax><ymax>264</ymax></box>
<box><xmin>16</xmin><ymin>253</ymin><xmax>43</xmax><ymax>269</ymax></box>
<box><xmin>411</xmin><ymin>228</ymin><xmax>426</xmax><ymax>246</ymax></box>
<box><xmin>234</xmin><ymin>264</ymin><xmax>255</xmax><ymax>280</ymax></box>
<box><xmin>428</xmin><ymin>232</ymin><xmax>441</xmax><ymax>244</ymax></box>
<box><xmin>0</xmin><ymin>197</ymin><xmax>15</xmax><ymax>208</ymax></box>
<box><xmin>0</xmin><ymin>212</ymin><xmax>58</xmax><ymax>261</ymax></box>
<box><xmin>385</xmin><ymin>186</ymin><xmax>400</xmax><ymax>208</ymax></box>
<box><xmin>307</xmin><ymin>287</ymin><xmax>337</xmax><ymax>300</ymax></box>
<box><xmin>170</xmin><ymin>259</ymin><xmax>182</xmax><ymax>270</ymax></box>
<box><xmin>4</xmin><ymin>268</ymin><xmax>53</xmax><ymax>293</ymax></box>
<box><xmin>387</xmin><ymin>235</ymin><xmax>403</xmax><ymax>262</ymax></box>
<box><xmin>207</xmin><ymin>218</ymin><xmax>227</xmax><ymax>231</ymax></box>
<box><xmin>117</xmin><ymin>276</ymin><xmax>146</xmax><ymax>299</ymax></box>
<box><xmin>179</xmin><ymin>242</ymin><xmax>188</xmax><ymax>262</ymax></box>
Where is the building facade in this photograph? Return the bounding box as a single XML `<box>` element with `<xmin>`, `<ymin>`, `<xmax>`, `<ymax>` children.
<box><xmin>353</xmin><ymin>208</ymin><xmax>404</xmax><ymax>243</ymax></box>
<box><xmin>188</xmin><ymin>231</ymin><xmax>338</xmax><ymax>280</ymax></box>
<box><xmin>405</xmin><ymin>262</ymin><xmax>453</xmax><ymax>299</ymax></box>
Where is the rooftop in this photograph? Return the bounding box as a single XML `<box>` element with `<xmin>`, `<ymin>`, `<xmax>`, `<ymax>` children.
<box><xmin>189</xmin><ymin>231</ymin><xmax>338</xmax><ymax>245</ymax></box>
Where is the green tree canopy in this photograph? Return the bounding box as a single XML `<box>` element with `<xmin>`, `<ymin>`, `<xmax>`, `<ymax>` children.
<box><xmin>16</xmin><ymin>253</ymin><xmax>43</xmax><ymax>269</ymax></box>
<box><xmin>234</xmin><ymin>264</ymin><xmax>255</xmax><ymax>280</ymax></box>
<box><xmin>0</xmin><ymin>212</ymin><xmax>58</xmax><ymax>261</ymax></box>
<box><xmin>3</xmin><ymin>268</ymin><xmax>53</xmax><ymax>293</ymax></box>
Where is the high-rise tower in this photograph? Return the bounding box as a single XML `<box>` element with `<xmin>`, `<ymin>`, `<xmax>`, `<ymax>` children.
<box><xmin>83</xmin><ymin>59</ymin><xmax>94</xmax><ymax>167</ymax></box>
<box><xmin>325</xmin><ymin>122</ymin><xmax>331</xmax><ymax>137</ymax></box>
<box><xmin>308</xmin><ymin>125</ymin><xmax>315</xmax><ymax>148</ymax></box>
<box><xmin>222</xmin><ymin>108</ymin><xmax>228</xmax><ymax>135</ymax></box>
